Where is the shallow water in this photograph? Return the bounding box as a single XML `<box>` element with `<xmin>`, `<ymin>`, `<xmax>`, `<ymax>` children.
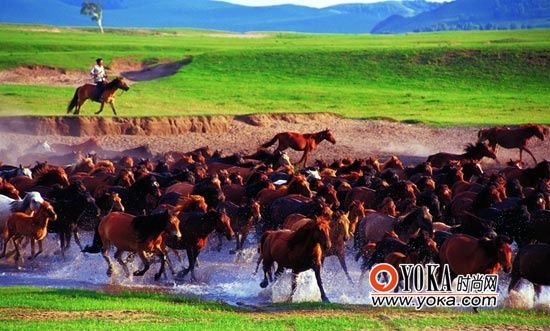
<box><xmin>0</xmin><ymin>232</ymin><xmax>548</xmax><ymax>308</ymax></box>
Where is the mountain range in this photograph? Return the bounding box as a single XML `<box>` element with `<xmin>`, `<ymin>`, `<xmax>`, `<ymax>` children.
<box><xmin>1</xmin><ymin>0</ymin><xmax>549</xmax><ymax>33</ymax></box>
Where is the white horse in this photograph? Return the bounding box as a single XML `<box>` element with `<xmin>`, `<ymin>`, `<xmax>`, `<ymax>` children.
<box><xmin>0</xmin><ymin>192</ymin><xmax>45</xmax><ymax>251</ymax></box>
<box><xmin>0</xmin><ymin>165</ymin><xmax>32</xmax><ymax>180</ymax></box>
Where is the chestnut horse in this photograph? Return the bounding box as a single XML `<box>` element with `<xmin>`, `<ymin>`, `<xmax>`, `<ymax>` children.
<box><xmin>478</xmin><ymin>125</ymin><xmax>548</xmax><ymax>164</ymax></box>
<box><xmin>67</xmin><ymin>77</ymin><xmax>130</xmax><ymax>115</ymax></box>
<box><xmin>1</xmin><ymin>201</ymin><xmax>57</xmax><ymax>262</ymax></box>
<box><xmin>256</xmin><ymin>219</ymin><xmax>332</xmax><ymax>302</ymax></box>
<box><xmin>439</xmin><ymin>234</ymin><xmax>512</xmax><ymax>279</ymax></box>
<box><xmin>164</xmin><ymin>210</ymin><xmax>234</xmax><ymax>281</ymax></box>
<box><xmin>261</xmin><ymin>129</ymin><xmax>336</xmax><ymax>167</ymax></box>
<box><xmin>98</xmin><ymin>210</ymin><xmax>181</xmax><ymax>281</ymax></box>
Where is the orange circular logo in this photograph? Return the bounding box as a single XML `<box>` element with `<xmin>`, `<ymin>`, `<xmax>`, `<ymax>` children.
<box><xmin>369</xmin><ymin>263</ymin><xmax>398</xmax><ymax>292</ymax></box>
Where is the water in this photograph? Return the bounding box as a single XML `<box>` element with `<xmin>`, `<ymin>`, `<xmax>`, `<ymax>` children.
<box><xmin>0</xmin><ymin>232</ymin><xmax>548</xmax><ymax>309</ymax></box>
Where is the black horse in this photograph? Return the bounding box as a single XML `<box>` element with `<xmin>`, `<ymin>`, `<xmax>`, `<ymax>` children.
<box><xmin>107</xmin><ymin>174</ymin><xmax>161</xmax><ymax>215</ymax></box>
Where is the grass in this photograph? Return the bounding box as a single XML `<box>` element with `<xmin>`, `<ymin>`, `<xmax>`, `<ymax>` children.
<box><xmin>0</xmin><ymin>287</ymin><xmax>549</xmax><ymax>330</ymax></box>
<box><xmin>0</xmin><ymin>25</ymin><xmax>549</xmax><ymax>125</ymax></box>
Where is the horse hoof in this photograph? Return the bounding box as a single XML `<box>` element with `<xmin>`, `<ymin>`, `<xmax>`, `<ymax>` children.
<box><xmin>154</xmin><ymin>273</ymin><xmax>162</xmax><ymax>281</ymax></box>
<box><xmin>106</xmin><ymin>269</ymin><xmax>113</xmax><ymax>277</ymax></box>
<box><xmin>133</xmin><ymin>271</ymin><xmax>145</xmax><ymax>277</ymax></box>
<box><xmin>260</xmin><ymin>280</ymin><xmax>269</xmax><ymax>288</ymax></box>
<box><xmin>322</xmin><ymin>297</ymin><xmax>330</xmax><ymax>303</ymax></box>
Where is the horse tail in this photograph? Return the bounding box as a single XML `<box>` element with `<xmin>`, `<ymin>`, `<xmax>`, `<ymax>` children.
<box><xmin>67</xmin><ymin>88</ymin><xmax>79</xmax><ymax>113</ymax></box>
<box><xmin>261</xmin><ymin>134</ymin><xmax>279</xmax><ymax>149</ymax></box>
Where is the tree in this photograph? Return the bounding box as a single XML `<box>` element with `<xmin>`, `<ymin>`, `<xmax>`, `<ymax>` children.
<box><xmin>81</xmin><ymin>1</ymin><xmax>104</xmax><ymax>34</ymax></box>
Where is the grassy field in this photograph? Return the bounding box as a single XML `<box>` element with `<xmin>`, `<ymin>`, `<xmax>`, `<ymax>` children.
<box><xmin>0</xmin><ymin>287</ymin><xmax>548</xmax><ymax>330</ymax></box>
<box><xmin>0</xmin><ymin>25</ymin><xmax>549</xmax><ymax>125</ymax></box>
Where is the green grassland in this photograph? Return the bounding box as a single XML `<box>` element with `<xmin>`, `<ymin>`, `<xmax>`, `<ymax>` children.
<box><xmin>0</xmin><ymin>25</ymin><xmax>549</xmax><ymax>125</ymax></box>
<box><xmin>0</xmin><ymin>287</ymin><xmax>548</xmax><ymax>330</ymax></box>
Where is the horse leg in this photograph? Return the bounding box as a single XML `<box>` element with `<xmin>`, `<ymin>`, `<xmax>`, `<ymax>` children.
<box><xmin>260</xmin><ymin>258</ymin><xmax>272</xmax><ymax>288</ymax></box>
<box><xmin>133</xmin><ymin>250</ymin><xmax>150</xmax><ymax>276</ymax></box>
<box><xmin>522</xmin><ymin>147</ymin><xmax>537</xmax><ymax>165</ymax></box>
<box><xmin>337</xmin><ymin>253</ymin><xmax>354</xmax><ymax>284</ymax></box>
<box><xmin>189</xmin><ymin>248</ymin><xmax>199</xmax><ymax>282</ymax></box>
<box><xmin>0</xmin><ymin>235</ymin><xmax>10</xmax><ymax>258</ymax></box>
<box><xmin>114</xmin><ymin>249</ymin><xmax>130</xmax><ymax>277</ymax></box>
<box><xmin>166</xmin><ymin>251</ymin><xmax>177</xmax><ymax>276</ymax></box>
<box><xmin>95</xmin><ymin>102</ymin><xmax>106</xmax><ymax>115</ymax></box>
<box><xmin>176</xmin><ymin>249</ymin><xmax>193</xmax><ymax>280</ymax></box>
<box><xmin>101</xmin><ymin>241</ymin><xmax>114</xmax><ymax>276</ymax></box>
<box><xmin>290</xmin><ymin>271</ymin><xmax>298</xmax><ymax>302</ymax></box>
<box><xmin>73</xmin><ymin>229</ymin><xmax>84</xmax><ymax>251</ymax></box>
<box><xmin>36</xmin><ymin>240</ymin><xmax>44</xmax><ymax>259</ymax></box>
<box><xmin>297</xmin><ymin>150</ymin><xmax>309</xmax><ymax>168</ymax></box>
<box><xmin>28</xmin><ymin>239</ymin><xmax>36</xmax><ymax>260</ymax></box>
<box><xmin>216</xmin><ymin>232</ymin><xmax>223</xmax><ymax>252</ymax></box>
<box><xmin>13</xmin><ymin>237</ymin><xmax>22</xmax><ymax>262</ymax></box>
<box><xmin>154</xmin><ymin>248</ymin><xmax>166</xmax><ymax>281</ymax></box>
<box><xmin>75</xmin><ymin>98</ymin><xmax>86</xmax><ymax>115</ymax></box>
<box><xmin>109</xmin><ymin>101</ymin><xmax>118</xmax><ymax>116</ymax></box>
<box><xmin>534</xmin><ymin>284</ymin><xmax>543</xmax><ymax>303</ymax></box>
<box><xmin>313</xmin><ymin>265</ymin><xmax>330</xmax><ymax>303</ymax></box>
<box><xmin>274</xmin><ymin>265</ymin><xmax>284</xmax><ymax>280</ymax></box>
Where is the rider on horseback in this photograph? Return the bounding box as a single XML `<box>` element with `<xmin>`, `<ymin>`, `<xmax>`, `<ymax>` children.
<box><xmin>90</xmin><ymin>58</ymin><xmax>107</xmax><ymax>102</ymax></box>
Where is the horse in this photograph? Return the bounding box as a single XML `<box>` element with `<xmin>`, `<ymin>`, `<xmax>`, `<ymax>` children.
<box><xmin>48</xmin><ymin>183</ymin><xmax>101</xmax><ymax>256</ymax></box>
<box><xmin>0</xmin><ymin>179</ymin><xmax>20</xmax><ymax>199</ymax></box>
<box><xmin>67</xmin><ymin>77</ymin><xmax>130</xmax><ymax>115</ymax></box>
<box><xmin>439</xmin><ymin>234</ymin><xmax>512</xmax><ymax>280</ymax></box>
<box><xmin>260</xmin><ymin>129</ymin><xmax>336</xmax><ymax>167</ymax></box>
<box><xmin>50</xmin><ymin>138</ymin><xmax>103</xmax><ymax>154</ymax></box>
<box><xmin>216</xmin><ymin>200</ymin><xmax>261</xmax><ymax>253</ymax></box>
<box><xmin>427</xmin><ymin>143</ymin><xmax>497</xmax><ymax>168</ymax></box>
<box><xmin>0</xmin><ymin>165</ymin><xmax>33</xmax><ymax>180</ymax></box>
<box><xmin>98</xmin><ymin>209</ymin><xmax>181</xmax><ymax>281</ymax></box>
<box><xmin>1</xmin><ymin>201</ymin><xmax>57</xmax><ymax>262</ymax></box>
<box><xmin>267</xmin><ymin>195</ymin><xmax>330</xmax><ymax>231</ymax></box>
<box><xmin>10</xmin><ymin>166</ymin><xmax>69</xmax><ymax>193</ymax></box>
<box><xmin>507</xmin><ymin>160</ymin><xmax>550</xmax><ymax>188</ymax></box>
<box><xmin>508</xmin><ymin>244</ymin><xmax>550</xmax><ymax>303</ymax></box>
<box><xmin>0</xmin><ymin>192</ymin><xmax>46</xmax><ymax>252</ymax></box>
<box><xmin>163</xmin><ymin>210</ymin><xmax>234</xmax><ymax>281</ymax></box>
<box><xmin>478</xmin><ymin>125</ymin><xmax>548</xmax><ymax>164</ymax></box>
<box><xmin>106</xmin><ymin>174</ymin><xmax>161</xmax><ymax>215</ymax></box>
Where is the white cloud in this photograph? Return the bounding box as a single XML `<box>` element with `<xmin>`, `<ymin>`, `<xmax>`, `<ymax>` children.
<box><xmin>219</xmin><ymin>0</ymin><xmax>451</xmax><ymax>9</ymax></box>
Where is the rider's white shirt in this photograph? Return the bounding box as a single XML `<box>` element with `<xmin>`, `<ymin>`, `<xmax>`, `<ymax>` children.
<box><xmin>90</xmin><ymin>64</ymin><xmax>106</xmax><ymax>83</ymax></box>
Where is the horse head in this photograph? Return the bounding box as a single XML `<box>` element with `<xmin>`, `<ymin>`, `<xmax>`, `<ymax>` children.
<box><xmin>315</xmin><ymin>219</ymin><xmax>332</xmax><ymax>251</ymax></box>
<box><xmin>113</xmin><ymin>77</ymin><xmax>130</xmax><ymax>91</ymax></box>
<box><xmin>38</xmin><ymin>201</ymin><xmax>57</xmax><ymax>222</ymax></box>
<box><xmin>332</xmin><ymin>210</ymin><xmax>351</xmax><ymax>241</ymax></box>
<box><xmin>166</xmin><ymin>209</ymin><xmax>182</xmax><ymax>239</ymax></box>
<box><xmin>210</xmin><ymin>209</ymin><xmax>234</xmax><ymax>240</ymax></box>
<box><xmin>496</xmin><ymin>235</ymin><xmax>513</xmax><ymax>273</ymax></box>
<box><xmin>322</xmin><ymin>129</ymin><xmax>336</xmax><ymax>145</ymax></box>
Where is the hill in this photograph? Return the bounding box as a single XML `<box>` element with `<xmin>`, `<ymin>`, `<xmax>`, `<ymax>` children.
<box><xmin>0</xmin><ymin>0</ymin><xmax>440</xmax><ymax>33</ymax></box>
<box><xmin>372</xmin><ymin>0</ymin><xmax>550</xmax><ymax>33</ymax></box>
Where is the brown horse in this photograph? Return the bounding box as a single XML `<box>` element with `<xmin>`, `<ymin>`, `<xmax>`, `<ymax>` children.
<box><xmin>0</xmin><ymin>179</ymin><xmax>20</xmax><ymax>199</ymax></box>
<box><xmin>10</xmin><ymin>166</ymin><xmax>70</xmax><ymax>193</ymax></box>
<box><xmin>1</xmin><ymin>201</ymin><xmax>57</xmax><ymax>262</ymax></box>
<box><xmin>67</xmin><ymin>77</ymin><xmax>130</xmax><ymax>115</ymax></box>
<box><xmin>164</xmin><ymin>210</ymin><xmax>234</xmax><ymax>281</ymax></box>
<box><xmin>427</xmin><ymin>143</ymin><xmax>497</xmax><ymax>168</ymax></box>
<box><xmin>478</xmin><ymin>125</ymin><xmax>548</xmax><ymax>164</ymax></box>
<box><xmin>98</xmin><ymin>210</ymin><xmax>181</xmax><ymax>281</ymax></box>
<box><xmin>257</xmin><ymin>219</ymin><xmax>332</xmax><ymax>302</ymax></box>
<box><xmin>284</xmin><ymin>211</ymin><xmax>352</xmax><ymax>283</ymax></box>
<box><xmin>261</xmin><ymin>129</ymin><xmax>336</xmax><ymax>167</ymax></box>
<box><xmin>508</xmin><ymin>244</ymin><xmax>550</xmax><ymax>302</ymax></box>
<box><xmin>439</xmin><ymin>234</ymin><xmax>512</xmax><ymax>279</ymax></box>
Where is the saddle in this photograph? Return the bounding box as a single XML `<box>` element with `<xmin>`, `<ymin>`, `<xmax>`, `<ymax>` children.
<box><xmin>92</xmin><ymin>83</ymin><xmax>106</xmax><ymax>102</ymax></box>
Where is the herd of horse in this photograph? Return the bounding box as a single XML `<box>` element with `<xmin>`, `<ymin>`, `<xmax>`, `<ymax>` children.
<box><xmin>0</xmin><ymin>125</ymin><xmax>548</xmax><ymax>304</ymax></box>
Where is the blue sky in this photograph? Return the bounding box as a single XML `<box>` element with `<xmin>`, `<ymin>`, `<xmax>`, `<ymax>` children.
<box><xmin>221</xmin><ymin>0</ymin><xmax>450</xmax><ymax>8</ymax></box>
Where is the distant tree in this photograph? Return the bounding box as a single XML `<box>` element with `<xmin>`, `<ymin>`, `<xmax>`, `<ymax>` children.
<box><xmin>81</xmin><ymin>1</ymin><xmax>104</xmax><ymax>34</ymax></box>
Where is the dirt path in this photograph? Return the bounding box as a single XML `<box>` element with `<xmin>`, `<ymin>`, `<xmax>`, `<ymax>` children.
<box><xmin>0</xmin><ymin>114</ymin><xmax>548</xmax><ymax>166</ymax></box>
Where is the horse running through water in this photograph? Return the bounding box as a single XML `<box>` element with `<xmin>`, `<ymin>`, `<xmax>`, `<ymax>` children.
<box><xmin>98</xmin><ymin>210</ymin><xmax>181</xmax><ymax>281</ymax></box>
<box><xmin>508</xmin><ymin>244</ymin><xmax>550</xmax><ymax>303</ymax></box>
<box><xmin>261</xmin><ymin>129</ymin><xmax>336</xmax><ymax>167</ymax></box>
<box><xmin>478</xmin><ymin>125</ymin><xmax>548</xmax><ymax>164</ymax></box>
<box><xmin>256</xmin><ymin>219</ymin><xmax>332</xmax><ymax>302</ymax></box>
<box><xmin>1</xmin><ymin>201</ymin><xmax>57</xmax><ymax>262</ymax></box>
<box><xmin>67</xmin><ymin>77</ymin><xmax>130</xmax><ymax>115</ymax></box>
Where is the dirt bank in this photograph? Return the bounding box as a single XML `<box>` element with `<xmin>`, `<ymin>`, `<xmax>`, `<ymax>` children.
<box><xmin>0</xmin><ymin>114</ymin><xmax>548</xmax><ymax>167</ymax></box>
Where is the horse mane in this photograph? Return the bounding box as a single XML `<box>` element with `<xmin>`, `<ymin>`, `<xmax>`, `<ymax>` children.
<box><xmin>288</xmin><ymin>219</ymin><xmax>328</xmax><ymax>249</ymax></box>
<box><xmin>395</xmin><ymin>207</ymin><xmax>420</xmax><ymax>233</ymax></box>
<box><xmin>34</xmin><ymin>166</ymin><xmax>68</xmax><ymax>186</ymax></box>
<box><xmin>177</xmin><ymin>195</ymin><xmax>207</xmax><ymax>212</ymax></box>
<box><xmin>132</xmin><ymin>210</ymin><xmax>169</xmax><ymax>243</ymax></box>
<box><xmin>464</xmin><ymin>142</ymin><xmax>486</xmax><ymax>158</ymax></box>
<box><xmin>10</xmin><ymin>192</ymin><xmax>43</xmax><ymax>212</ymax></box>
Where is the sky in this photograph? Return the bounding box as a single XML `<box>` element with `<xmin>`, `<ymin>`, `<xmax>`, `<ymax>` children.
<box><xmin>221</xmin><ymin>0</ymin><xmax>451</xmax><ymax>8</ymax></box>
